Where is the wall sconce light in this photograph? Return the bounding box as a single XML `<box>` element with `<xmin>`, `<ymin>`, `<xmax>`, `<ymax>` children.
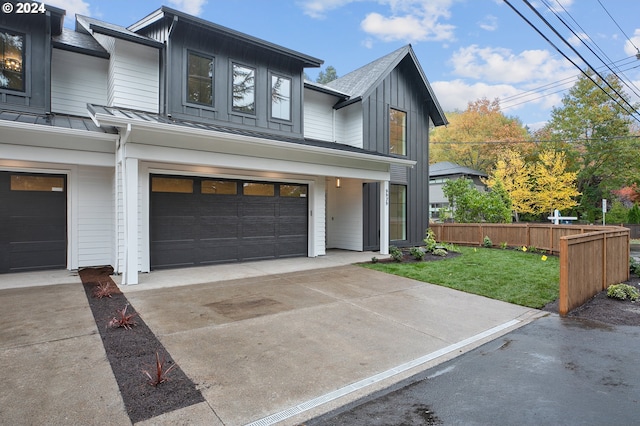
<box><xmin>336</xmin><ymin>178</ymin><xmax>341</xmax><ymax>188</ymax></box>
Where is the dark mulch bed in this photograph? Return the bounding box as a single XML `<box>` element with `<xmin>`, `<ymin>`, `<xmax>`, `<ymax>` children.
<box><xmin>543</xmin><ymin>273</ymin><xmax>640</xmax><ymax>326</ymax></box>
<box><xmin>79</xmin><ymin>267</ymin><xmax>204</xmax><ymax>424</ymax></box>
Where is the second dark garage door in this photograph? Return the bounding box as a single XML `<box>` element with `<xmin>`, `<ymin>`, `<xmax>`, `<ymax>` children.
<box><xmin>150</xmin><ymin>175</ymin><xmax>308</xmax><ymax>269</ymax></box>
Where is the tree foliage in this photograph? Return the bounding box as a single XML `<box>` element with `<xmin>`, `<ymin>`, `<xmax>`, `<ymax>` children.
<box><xmin>538</xmin><ymin>71</ymin><xmax>640</xmax><ymax>221</ymax></box>
<box><xmin>442</xmin><ymin>177</ymin><xmax>511</xmax><ymax>223</ymax></box>
<box><xmin>485</xmin><ymin>148</ymin><xmax>534</xmax><ymax>221</ymax></box>
<box><xmin>531</xmin><ymin>150</ymin><xmax>580</xmax><ymax>216</ymax></box>
<box><xmin>430</xmin><ymin>98</ymin><xmax>532</xmax><ymax>173</ymax></box>
<box><xmin>316</xmin><ymin>65</ymin><xmax>338</xmax><ymax>84</ymax></box>
<box><xmin>628</xmin><ymin>203</ymin><xmax>640</xmax><ymax>224</ymax></box>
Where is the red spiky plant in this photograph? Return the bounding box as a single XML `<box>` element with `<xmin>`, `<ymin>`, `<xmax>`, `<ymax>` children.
<box><xmin>93</xmin><ymin>281</ymin><xmax>114</xmax><ymax>299</ymax></box>
<box><xmin>108</xmin><ymin>304</ymin><xmax>138</xmax><ymax>330</ymax></box>
<box><xmin>143</xmin><ymin>352</ymin><xmax>177</xmax><ymax>386</ymax></box>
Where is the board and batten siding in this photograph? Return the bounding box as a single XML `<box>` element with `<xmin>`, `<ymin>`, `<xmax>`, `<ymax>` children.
<box><xmin>303</xmin><ymin>89</ymin><xmax>336</xmax><ymax>141</ymax></box>
<box><xmin>326</xmin><ymin>178</ymin><xmax>363</xmax><ymax>251</ymax></box>
<box><xmin>51</xmin><ymin>49</ymin><xmax>108</xmax><ymax>117</ymax></box>
<box><xmin>77</xmin><ymin>166</ymin><xmax>114</xmax><ymax>267</ymax></box>
<box><xmin>93</xmin><ymin>34</ymin><xmax>160</xmax><ymax>113</ymax></box>
<box><xmin>361</xmin><ymin>57</ymin><xmax>431</xmax><ymax>247</ymax></box>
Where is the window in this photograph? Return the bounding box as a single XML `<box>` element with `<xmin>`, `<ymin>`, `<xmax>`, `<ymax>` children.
<box><xmin>390</xmin><ymin>185</ymin><xmax>406</xmax><ymax>240</ymax></box>
<box><xmin>187</xmin><ymin>52</ymin><xmax>213</xmax><ymax>105</ymax></box>
<box><xmin>232</xmin><ymin>63</ymin><xmax>255</xmax><ymax>114</ymax></box>
<box><xmin>0</xmin><ymin>30</ymin><xmax>25</xmax><ymax>92</ymax></box>
<box><xmin>201</xmin><ymin>180</ymin><xmax>237</xmax><ymax>195</ymax></box>
<box><xmin>271</xmin><ymin>75</ymin><xmax>291</xmax><ymax>120</ymax></box>
<box><xmin>243</xmin><ymin>182</ymin><xmax>274</xmax><ymax>196</ymax></box>
<box><xmin>151</xmin><ymin>177</ymin><xmax>194</xmax><ymax>193</ymax></box>
<box><xmin>11</xmin><ymin>175</ymin><xmax>64</xmax><ymax>192</ymax></box>
<box><xmin>280</xmin><ymin>184</ymin><xmax>306</xmax><ymax>197</ymax></box>
<box><xmin>389</xmin><ymin>108</ymin><xmax>407</xmax><ymax>155</ymax></box>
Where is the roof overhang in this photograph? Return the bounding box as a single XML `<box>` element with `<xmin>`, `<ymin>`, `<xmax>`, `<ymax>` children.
<box><xmin>89</xmin><ymin>108</ymin><xmax>415</xmax><ymax>176</ymax></box>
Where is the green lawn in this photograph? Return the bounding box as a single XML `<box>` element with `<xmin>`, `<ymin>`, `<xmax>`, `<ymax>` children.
<box><xmin>363</xmin><ymin>246</ymin><xmax>559</xmax><ymax>308</ymax></box>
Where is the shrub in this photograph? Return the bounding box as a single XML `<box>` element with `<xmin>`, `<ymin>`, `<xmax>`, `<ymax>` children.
<box><xmin>390</xmin><ymin>245</ymin><xmax>403</xmax><ymax>262</ymax></box>
<box><xmin>93</xmin><ymin>281</ymin><xmax>114</xmax><ymax>299</ymax></box>
<box><xmin>371</xmin><ymin>256</ymin><xmax>378</xmax><ymax>264</ymax></box>
<box><xmin>424</xmin><ymin>229</ymin><xmax>437</xmax><ymax>252</ymax></box>
<box><xmin>631</xmin><ymin>257</ymin><xmax>640</xmax><ymax>275</ymax></box>
<box><xmin>441</xmin><ymin>243</ymin><xmax>461</xmax><ymax>253</ymax></box>
<box><xmin>433</xmin><ymin>248</ymin><xmax>448</xmax><ymax>257</ymax></box>
<box><xmin>607</xmin><ymin>284</ymin><xmax>639</xmax><ymax>301</ymax></box>
<box><xmin>483</xmin><ymin>236</ymin><xmax>492</xmax><ymax>248</ymax></box>
<box><xmin>500</xmin><ymin>242</ymin><xmax>508</xmax><ymax>250</ymax></box>
<box><xmin>410</xmin><ymin>247</ymin><xmax>426</xmax><ymax>260</ymax></box>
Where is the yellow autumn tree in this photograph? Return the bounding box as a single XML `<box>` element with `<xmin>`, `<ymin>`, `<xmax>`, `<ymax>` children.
<box><xmin>485</xmin><ymin>149</ymin><xmax>535</xmax><ymax>221</ymax></box>
<box><xmin>531</xmin><ymin>150</ymin><xmax>580</xmax><ymax>216</ymax></box>
<box><xmin>430</xmin><ymin>98</ymin><xmax>532</xmax><ymax>173</ymax></box>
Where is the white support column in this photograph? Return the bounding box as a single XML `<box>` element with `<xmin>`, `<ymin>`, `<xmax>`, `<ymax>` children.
<box><xmin>379</xmin><ymin>180</ymin><xmax>389</xmax><ymax>255</ymax></box>
<box><xmin>122</xmin><ymin>156</ymin><xmax>139</xmax><ymax>285</ymax></box>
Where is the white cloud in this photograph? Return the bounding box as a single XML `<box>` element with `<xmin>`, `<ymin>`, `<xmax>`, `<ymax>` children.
<box><xmin>624</xmin><ymin>29</ymin><xmax>640</xmax><ymax>57</ymax></box>
<box><xmin>299</xmin><ymin>0</ymin><xmax>456</xmax><ymax>43</ymax></box>
<box><xmin>167</xmin><ymin>0</ymin><xmax>208</xmax><ymax>16</ymax></box>
<box><xmin>478</xmin><ymin>15</ymin><xmax>498</xmax><ymax>32</ymax></box>
<box><xmin>299</xmin><ymin>0</ymin><xmax>360</xmax><ymax>19</ymax></box>
<box><xmin>449</xmin><ymin>45</ymin><xmax>575</xmax><ymax>84</ymax></box>
<box><xmin>431</xmin><ymin>79</ymin><xmax>520</xmax><ymax>112</ymax></box>
<box><xmin>567</xmin><ymin>32</ymin><xmax>588</xmax><ymax>47</ymax></box>
<box><xmin>43</xmin><ymin>0</ymin><xmax>90</xmax><ymax>20</ymax></box>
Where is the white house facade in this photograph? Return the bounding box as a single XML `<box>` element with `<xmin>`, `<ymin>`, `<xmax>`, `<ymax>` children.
<box><xmin>0</xmin><ymin>3</ymin><xmax>447</xmax><ymax>283</ymax></box>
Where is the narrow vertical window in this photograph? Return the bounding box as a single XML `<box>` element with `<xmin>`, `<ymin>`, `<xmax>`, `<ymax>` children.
<box><xmin>232</xmin><ymin>64</ymin><xmax>255</xmax><ymax>114</ymax></box>
<box><xmin>187</xmin><ymin>52</ymin><xmax>213</xmax><ymax>105</ymax></box>
<box><xmin>271</xmin><ymin>75</ymin><xmax>291</xmax><ymax>120</ymax></box>
<box><xmin>390</xmin><ymin>185</ymin><xmax>407</xmax><ymax>240</ymax></box>
<box><xmin>0</xmin><ymin>30</ymin><xmax>25</xmax><ymax>92</ymax></box>
<box><xmin>390</xmin><ymin>108</ymin><xmax>407</xmax><ymax>155</ymax></box>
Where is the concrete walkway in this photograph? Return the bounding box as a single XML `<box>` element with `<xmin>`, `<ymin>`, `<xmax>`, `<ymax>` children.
<box><xmin>0</xmin><ymin>251</ymin><xmax>544</xmax><ymax>425</ymax></box>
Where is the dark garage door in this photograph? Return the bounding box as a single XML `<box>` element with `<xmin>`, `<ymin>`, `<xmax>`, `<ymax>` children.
<box><xmin>150</xmin><ymin>175</ymin><xmax>308</xmax><ymax>269</ymax></box>
<box><xmin>0</xmin><ymin>172</ymin><xmax>67</xmax><ymax>273</ymax></box>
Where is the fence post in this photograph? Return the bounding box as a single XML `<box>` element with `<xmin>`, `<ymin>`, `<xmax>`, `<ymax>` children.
<box><xmin>559</xmin><ymin>237</ymin><xmax>569</xmax><ymax>316</ymax></box>
<box><xmin>602</xmin><ymin>233</ymin><xmax>607</xmax><ymax>291</ymax></box>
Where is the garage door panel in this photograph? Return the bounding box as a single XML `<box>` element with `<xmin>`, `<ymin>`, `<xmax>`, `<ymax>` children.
<box><xmin>150</xmin><ymin>175</ymin><xmax>307</xmax><ymax>269</ymax></box>
<box><xmin>150</xmin><ymin>240</ymin><xmax>196</xmax><ymax>269</ymax></box>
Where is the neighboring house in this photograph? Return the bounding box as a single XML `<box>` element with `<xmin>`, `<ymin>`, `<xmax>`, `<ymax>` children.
<box><xmin>0</xmin><ymin>3</ymin><xmax>447</xmax><ymax>283</ymax></box>
<box><xmin>429</xmin><ymin>162</ymin><xmax>487</xmax><ymax>220</ymax></box>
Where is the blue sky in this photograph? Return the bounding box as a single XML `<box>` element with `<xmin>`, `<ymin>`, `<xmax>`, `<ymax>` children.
<box><xmin>47</xmin><ymin>0</ymin><xmax>640</xmax><ymax>130</ymax></box>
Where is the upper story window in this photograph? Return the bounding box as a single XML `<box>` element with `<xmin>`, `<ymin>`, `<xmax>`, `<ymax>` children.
<box><xmin>187</xmin><ymin>52</ymin><xmax>213</xmax><ymax>105</ymax></box>
<box><xmin>271</xmin><ymin>74</ymin><xmax>291</xmax><ymax>121</ymax></box>
<box><xmin>389</xmin><ymin>108</ymin><xmax>407</xmax><ymax>156</ymax></box>
<box><xmin>0</xmin><ymin>30</ymin><xmax>25</xmax><ymax>92</ymax></box>
<box><xmin>232</xmin><ymin>63</ymin><xmax>255</xmax><ymax>114</ymax></box>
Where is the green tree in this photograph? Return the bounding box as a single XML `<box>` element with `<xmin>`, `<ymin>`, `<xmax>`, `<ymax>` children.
<box><xmin>628</xmin><ymin>203</ymin><xmax>640</xmax><ymax>224</ymax></box>
<box><xmin>430</xmin><ymin>98</ymin><xmax>532</xmax><ymax>173</ymax></box>
<box><xmin>605</xmin><ymin>200</ymin><xmax>630</xmax><ymax>224</ymax></box>
<box><xmin>442</xmin><ymin>177</ymin><xmax>511</xmax><ymax>223</ymax></box>
<box><xmin>540</xmin><ymin>71</ymin><xmax>640</xmax><ymax>222</ymax></box>
<box><xmin>316</xmin><ymin>65</ymin><xmax>338</xmax><ymax>84</ymax></box>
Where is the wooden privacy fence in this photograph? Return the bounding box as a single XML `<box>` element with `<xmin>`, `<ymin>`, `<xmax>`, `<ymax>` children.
<box><xmin>430</xmin><ymin>223</ymin><xmax>630</xmax><ymax>316</ymax></box>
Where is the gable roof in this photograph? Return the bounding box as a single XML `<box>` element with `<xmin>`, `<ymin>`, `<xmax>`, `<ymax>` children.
<box><xmin>52</xmin><ymin>28</ymin><xmax>110</xmax><ymax>59</ymax></box>
<box><xmin>76</xmin><ymin>15</ymin><xmax>164</xmax><ymax>48</ymax></box>
<box><xmin>127</xmin><ymin>6</ymin><xmax>323</xmax><ymax>68</ymax></box>
<box><xmin>429</xmin><ymin>162</ymin><xmax>487</xmax><ymax>178</ymax></box>
<box><xmin>326</xmin><ymin>45</ymin><xmax>447</xmax><ymax>126</ymax></box>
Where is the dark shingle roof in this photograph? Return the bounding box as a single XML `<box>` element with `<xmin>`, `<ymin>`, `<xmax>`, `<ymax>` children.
<box><xmin>0</xmin><ymin>109</ymin><xmax>117</xmax><ymax>134</ymax></box>
<box><xmin>76</xmin><ymin>15</ymin><xmax>163</xmax><ymax>48</ymax></box>
<box><xmin>52</xmin><ymin>28</ymin><xmax>110</xmax><ymax>58</ymax></box>
<box><xmin>430</xmin><ymin>162</ymin><xmax>487</xmax><ymax>178</ymax></box>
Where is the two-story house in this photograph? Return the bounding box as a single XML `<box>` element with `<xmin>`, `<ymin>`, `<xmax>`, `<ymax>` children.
<box><xmin>428</xmin><ymin>161</ymin><xmax>488</xmax><ymax>220</ymax></box>
<box><xmin>0</xmin><ymin>3</ymin><xmax>447</xmax><ymax>283</ymax></box>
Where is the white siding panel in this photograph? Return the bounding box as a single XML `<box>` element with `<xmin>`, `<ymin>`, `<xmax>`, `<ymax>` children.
<box><xmin>110</xmin><ymin>39</ymin><xmax>159</xmax><ymax>112</ymax></box>
<box><xmin>304</xmin><ymin>89</ymin><xmax>335</xmax><ymax>142</ymax></box>
<box><xmin>335</xmin><ymin>103</ymin><xmax>363</xmax><ymax>149</ymax></box>
<box><xmin>51</xmin><ymin>49</ymin><xmax>108</xmax><ymax>117</ymax></box>
<box><xmin>77</xmin><ymin>166</ymin><xmax>114</xmax><ymax>267</ymax></box>
<box><xmin>326</xmin><ymin>178</ymin><xmax>362</xmax><ymax>251</ymax></box>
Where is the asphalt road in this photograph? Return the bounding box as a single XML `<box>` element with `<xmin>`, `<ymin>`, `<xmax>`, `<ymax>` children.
<box><xmin>308</xmin><ymin>315</ymin><xmax>640</xmax><ymax>425</ymax></box>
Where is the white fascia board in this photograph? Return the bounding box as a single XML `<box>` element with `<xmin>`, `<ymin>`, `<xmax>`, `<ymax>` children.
<box><xmin>91</xmin><ymin>112</ymin><xmax>416</xmax><ymax>168</ymax></box>
<box><xmin>0</xmin><ymin>119</ymin><xmax>118</xmax><ymax>143</ymax></box>
<box><xmin>0</xmin><ymin>143</ymin><xmax>114</xmax><ymax>167</ymax></box>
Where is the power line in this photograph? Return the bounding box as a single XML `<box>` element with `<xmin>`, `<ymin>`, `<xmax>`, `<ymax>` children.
<box><xmin>598</xmin><ymin>0</ymin><xmax>640</xmax><ymax>55</ymax></box>
<box><xmin>430</xmin><ymin>135</ymin><xmax>640</xmax><ymax>145</ymax></box>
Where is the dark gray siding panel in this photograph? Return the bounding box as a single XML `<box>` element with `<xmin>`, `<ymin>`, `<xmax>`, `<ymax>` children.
<box><xmin>362</xmin><ymin>183</ymin><xmax>380</xmax><ymax>251</ymax></box>
<box><xmin>362</xmin><ymin>57</ymin><xmax>432</xmax><ymax>248</ymax></box>
<box><xmin>165</xmin><ymin>23</ymin><xmax>304</xmax><ymax>139</ymax></box>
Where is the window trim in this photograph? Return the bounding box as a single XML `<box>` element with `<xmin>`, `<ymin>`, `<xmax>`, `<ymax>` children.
<box><xmin>269</xmin><ymin>71</ymin><xmax>292</xmax><ymax>122</ymax></box>
<box><xmin>0</xmin><ymin>27</ymin><xmax>28</xmax><ymax>95</ymax></box>
<box><xmin>231</xmin><ymin>62</ymin><xmax>256</xmax><ymax>115</ymax></box>
<box><xmin>389</xmin><ymin>107</ymin><xmax>407</xmax><ymax>157</ymax></box>
<box><xmin>184</xmin><ymin>49</ymin><xmax>215</xmax><ymax>108</ymax></box>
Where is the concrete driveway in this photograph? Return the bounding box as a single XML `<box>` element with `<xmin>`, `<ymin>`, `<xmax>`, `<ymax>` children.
<box><xmin>0</xmin><ymin>253</ymin><xmax>543</xmax><ymax>425</ymax></box>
